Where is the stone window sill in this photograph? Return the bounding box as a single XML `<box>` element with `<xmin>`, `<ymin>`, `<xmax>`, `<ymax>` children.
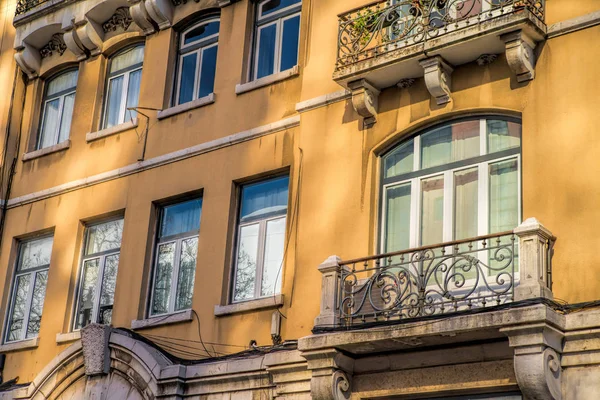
<box><xmin>56</xmin><ymin>330</ymin><xmax>81</xmax><ymax>344</ymax></box>
<box><xmin>214</xmin><ymin>294</ymin><xmax>284</xmax><ymax>317</ymax></box>
<box><xmin>131</xmin><ymin>309</ymin><xmax>193</xmax><ymax>330</ymax></box>
<box><xmin>235</xmin><ymin>66</ymin><xmax>299</xmax><ymax>95</ymax></box>
<box><xmin>0</xmin><ymin>337</ymin><xmax>39</xmax><ymax>352</ymax></box>
<box><xmin>86</xmin><ymin>118</ymin><xmax>138</xmax><ymax>142</ymax></box>
<box><xmin>23</xmin><ymin>140</ymin><xmax>70</xmax><ymax>161</ymax></box>
<box><xmin>157</xmin><ymin>93</ymin><xmax>215</xmax><ymax>120</ymax></box>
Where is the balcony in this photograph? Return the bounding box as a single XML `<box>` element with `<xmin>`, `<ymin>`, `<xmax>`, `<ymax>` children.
<box><xmin>335</xmin><ymin>0</ymin><xmax>547</xmax><ymax>124</ymax></box>
<box><xmin>314</xmin><ymin>218</ymin><xmax>555</xmax><ymax>330</ymax></box>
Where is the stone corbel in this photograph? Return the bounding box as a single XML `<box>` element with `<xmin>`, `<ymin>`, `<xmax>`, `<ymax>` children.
<box><xmin>63</xmin><ymin>21</ymin><xmax>89</xmax><ymax>61</ymax></box>
<box><xmin>348</xmin><ymin>79</ymin><xmax>380</xmax><ymax>128</ymax></box>
<box><xmin>144</xmin><ymin>0</ymin><xmax>174</xmax><ymax>30</ymax></box>
<box><xmin>419</xmin><ymin>56</ymin><xmax>453</xmax><ymax>105</ymax></box>
<box><xmin>128</xmin><ymin>0</ymin><xmax>157</xmax><ymax>35</ymax></box>
<box><xmin>501</xmin><ymin>323</ymin><xmax>563</xmax><ymax>400</ymax></box>
<box><xmin>302</xmin><ymin>348</ymin><xmax>353</xmax><ymax>400</ymax></box>
<box><xmin>501</xmin><ymin>30</ymin><xmax>538</xmax><ymax>83</ymax></box>
<box><xmin>14</xmin><ymin>43</ymin><xmax>41</xmax><ymax>79</ymax></box>
<box><xmin>77</xmin><ymin>19</ymin><xmax>104</xmax><ymax>56</ymax></box>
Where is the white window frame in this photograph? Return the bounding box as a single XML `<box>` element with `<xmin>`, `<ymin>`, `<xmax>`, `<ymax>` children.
<box><xmin>4</xmin><ymin>235</ymin><xmax>53</xmax><ymax>344</ymax></box>
<box><xmin>72</xmin><ymin>219</ymin><xmax>123</xmax><ymax>331</ymax></box>
<box><xmin>175</xmin><ymin>17</ymin><xmax>220</xmax><ymax>106</ymax></box>
<box><xmin>38</xmin><ymin>70</ymin><xmax>78</xmax><ymax>150</ymax></box>
<box><xmin>252</xmin><ymin>0</ymin><xmax>301</xmax><ymax>80</ymax></box>
<box><xmin>102</xmin><ymin>45</ymin><xmax>144</xmax><ymax>129</ymax></box>
<box><xmin>149</xmin><ymin>202</ymin><xmax>201</xmax><ymax>317</ymax></box>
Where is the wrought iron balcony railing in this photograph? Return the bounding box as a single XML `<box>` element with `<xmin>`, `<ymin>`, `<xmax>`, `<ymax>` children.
<box><xmin>336</xmin><ymin>0</ymin><xmax>545</xmax><ymax>71</ymax></box>
<box><xmin>15</xmin><ymin>0</ymin><xmax>52</xmax><ymax>16</ymax></box>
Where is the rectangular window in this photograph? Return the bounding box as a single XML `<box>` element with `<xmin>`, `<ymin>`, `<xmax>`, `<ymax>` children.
<box><xmin>5</xmin><ymin>235</ymin><xmax>53</xmax><ymax>343</ymax></box>
<box><xmin>150</xmin><ymin>199</ymin><xmax>202</xmax><ymax>316</ymax></box>
<box><xmin>74</xmin><ymin>219</ymin><xmax>123</xmax><ymax>330</ymax></box>
<box><xmin>232</xmin><ymin>176</ymin><xmax>289</xmax><ymax>302</ymax></box>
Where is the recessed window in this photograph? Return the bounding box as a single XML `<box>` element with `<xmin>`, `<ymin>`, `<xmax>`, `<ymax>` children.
<box><xmin>103</xmin><ymin>45</ymin><xmax>144</xmax><ymax>129</ymax></box>
<box><xmin>381</xmin><ymin>117</ymin><xmax>521</xmax><ymax>252</ymax></box>
<box><xmin>38</xmin><ymin>69</ymin><xmax>78</xmax><ymax>150</ymax></box>
<box><xmin>232</xmin><ymin>176</ymin><xmax>289</xmax><ymax>302</ymax></box>
<box><xmin>175</xmin><ymin>18</ymin><xmax>220</xmax><ymax>106</ymax></box>
<box><xmin>73</xmin><ymin>219</ymin><xmax>123</xmax><ymax>330</ymax></box>
<box><xmin>4</xmin><ymin>235</ymin><xmax>53</xmax><ymax>343</ymax></box>
<box><xmin>150</xmin><ymin>198</ymin><xmax>202</xmax><ymax>316</ymax></box>
<box><xmin>252</xmin><ymin>0</ymin><xmax>301</xmax><ymax>80</ymax></box>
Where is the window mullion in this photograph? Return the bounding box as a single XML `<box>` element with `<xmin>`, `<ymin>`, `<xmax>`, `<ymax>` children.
<box><xmin>442</xmin><ymin>170</ymin><xmax>453</xmax><ymax>243</ymax></box>
<box><xmin>21</xmin><ymin>271</ymin><xmax>37</xmax><ymax>341</ymax></box>
<box><xmin>410</xmin><ymin>178</ymin><xmax>419</xmax><ymax>248</ymax></box>
<box><xmin>54</xmin><ymin>96</ymin><xmax>65</xmax><ymax>145</ymax></box>
<box><xmin>274</xmin><ymin>18</ymin><xmax>283</xmax><ymax>74</ymax></box>
<box><xmin>194</xmin><ymin>48</ymin><xmax>202</xmax><ymax>101</ymax></box>
<box><xmin>119</xmin><ymin>72</ymin><xmax>130</xmax><ymax>124</ymax></box>
<box><xmin>479</xmin><ymin>118</ymin><xmax>487</xmax><ymax>156</ymax></box>
<box><xmin>255</xmin><ymin>220</ymin><xmax>267</xmax><ymax>298</ymax></box>
<box><xmin>170</xmin><ymin>239</ymin><xmax>182</xmax><ymax>313</ymax></box>
<box><xmin>175</xmin><ymin>54</ymin><xmax>185</xmax><ymax>105</ymax></box>
<box><xmin>478</xmin><ymin>162</ymin><xmax>490</xmax><ymax>236</ymax></box>
<box><xmin>92</xmin><ymin>256</ymin><xmax>106</xmax><ymax>324</ymax></box>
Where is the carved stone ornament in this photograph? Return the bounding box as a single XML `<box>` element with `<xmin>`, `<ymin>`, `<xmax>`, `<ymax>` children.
<box><xmin>332</xmin><ymin>370</ymin><xmax>351</xmax><ymax>400</ymax></box>
<box><xmin>348</xmin><ymin>79</ymin><xmax>380</xmax><ymax>128</ymax></box>
<box><xmin>397</xmin><ymin>78</ymin><xmax>416</xmax><ymax>89</ymax></box>
<box><xmin>476</xmin><ymin>54</ymin><xmax>498</xmax><ymax>66</ymax></box>
<box><xmin>514</xmin><ymin>347</ymin><xmax>562</xmax><ymax>400</ymax></box>
<box><xmin>102</xmin><ymin>7</ymin><xmax>133</xmax><ymax>33</ymax></box>
<box><xmin>15</xmin><ymin>43</ymin><xmax>41</xmax><ymax>79</ymax></box>
<box><xmin>419</xmin><ymin>56</ymin><xmax>453</xmax><ymax>105</ymax></box>
<box><xmin>81</xmin><ymin>323</ymin><xmax>111</xmax><ymax>376</ymax></box>
<box><xmin>501</xmin><ymin>30</ymin><xmax>538</xmax><ymax>83</ymax></box>
<box><xmin>39</xmin><ymin>33</ymin><xmax>67</xmax><ymax>58</ymax></box>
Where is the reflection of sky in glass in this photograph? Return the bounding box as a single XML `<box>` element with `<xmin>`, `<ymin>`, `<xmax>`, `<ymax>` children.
<box><xmin>160</xmin><ymin>199</ymin><xmax>202</xmax><ymax>238</ymax></box>
<box><xmin>261</xmin><ymin>217</ymin><xmax>286</xmax><ymax>296</ymax></box>
<box><xmin>240</xmin><ymin>176</ymin><xmax>289</xmax><ymax>221</ymax></box>
<box><xmin>152</xmin><ymin>243</ymin><xmax>175</xmax><ymax>315</ymax></box>
<box><xmin>234</xmin><ymin>224</ymin><xmax>259</xmax><ymax>301</ymax></box>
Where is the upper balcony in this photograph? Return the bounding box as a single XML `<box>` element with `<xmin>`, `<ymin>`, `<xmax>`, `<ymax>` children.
<box><xmin>335</xmin><ymin>0</ymin><xmax>547</xmax><ymax>124</ymax></box>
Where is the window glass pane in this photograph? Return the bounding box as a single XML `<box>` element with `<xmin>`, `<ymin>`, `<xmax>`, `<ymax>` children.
<box><xmin>126</xmin><ymin>69</ymin><xmax>142</xmax><ymax>121</ymax></box>
<box><xmin>421</xmin><ymin>175</ymin><xmax>444</xmax><ymax>246</ymax></box>
<box><xmin>110</xmin><ymin>46</ymin><xmax>144</xmax><ymax>73</ymax></box>
<box><xmin>421</xmin><ymin>121</ymin><xmax>479</xmax><ymax>169</ymax></box>
<box><xmin>99</xmin><ymin>254</ymin><xmax>119</xmax><ymax>325</ymax></box>
<box><xmin>385</xmin><ymin>183</ymin><xmax>411</xmax><ymax>252</ymax></box>
<box><xmin>6</xmin><ymin>274</ymin><xmax>31</xmax><ymax>342</ymax></box>
<box><xmin>184</xmin><ymin>20</ymin><xmax>220</xmax><ymax>45</ymax></box>
<box><xmin>454</xmin><ymin>167</ymin><xmax>478</xmax><ymax>240</ymax></box>
<box><xmin>256</xmin><ymin>24</ymin><xmax>277</xmax><ymax>79</ymax></box>
<box><xmin>175</xmin><ymin>237</ymin><xmax>198</xmax><ymax>311</ymax></box>
<box><xmin>261</xmin><ymin>217</ymin><xmax>286</xmax><ymax>297</ymax></box>
<box><xmin>105</xmin><ymin>76</ymin><xmax>124</xmax><ymax>128</ymax></box>
<box><xmin>384</xmin><ymin>140</ymin><xmax>414</xmax><ymax>178</ymax></box>
<box><xmin>240</xmin><ymin>176</ymin><xmax>289</xmax><ymax>222</ymax></box>
<box><xmin>160</xmin><ymin>199</ymin><xmax>202</xmax><ymax>238</ymax></box>
<box><xmin>489</xmin><ymin>159</ymin><xmax>519</xmax><ymax>233</ymax></box>
<box><xmin>152</xmin><ymin>242</ymin><xmax>176</xmax><ymax>315</ymax></box>
<box><xmin>280</xmin><ymin>15</ymin><xmax>300</xmax><ymax>71</ymax></box>
<box><xmin>39</xmin><ymin>99</ymin><xmax>60</xmax><ymax>149</ymax></box>
<box><xmin>75</xmin><ymin>258</ymin><xmax>99</xmax><ymax>330</ymax></box>
<box><xmin>46</xmin><ymin>70</ymin><xmax>78</xmax><ymax>96</ymax></box>
<box><xmin>234</xmin><ymin>224</ymin><xmax>259</xmax><ymax>301</ymax></box>
<box><xmin>487</xmin><ymin>119</ymin><xmax>521</xmax><ymax>153</ymax></box>
<box><xmin>18</xmin><ymin>236</ymin><xmax>53</xmax><ymax>271</ymax></box>
<box><xmin>260</xmin><ymin>0</ymin><xmax>301</xmax><ymax>17</ymax></box>
<box><xmin>199</xmin><ymin>45</ymin><xmax>218</xmax><ymax>98</ymax></box>
<box><xmin>58</xmin><ymin>93</ymin><xmax>75</xmax><ymax>143</ymax></box>
<box><xmin>178</xmin><ymin>53</ymin><xmax>197</xmax><ymax>105</ymax></box>
<box><xmin>85</xmin><ymin>219</ymin><xmax>124</xmax><ymax>255</ymax></box>
<box><xmin>26</xmin><ymin>270</ymin><xmax>48</xmax><ymax>339</ymax></box>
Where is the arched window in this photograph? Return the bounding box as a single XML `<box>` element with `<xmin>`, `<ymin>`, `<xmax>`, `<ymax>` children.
<box><xmin>381</xmin><ymin>117</ymin><xmax>521</xmax><ymax>253</ymax></box>
<box><xmin>38</xmin><ymin>69</ymin><xmax>78</xmax><ymax>150</ymax></box>
<box><xmin>175</xmin><ymin>17</ymin><xmax>220</xmax><ymax>106</ymax></box>
<box><xmin>252</xmin><ymin>0</ymin><xmax>301</xmax><ymax>80</ymax></box>
<box><xmin>103</xmin><ymin>44</ymin><xmax>144</xmax><ymax>129</ymax></box>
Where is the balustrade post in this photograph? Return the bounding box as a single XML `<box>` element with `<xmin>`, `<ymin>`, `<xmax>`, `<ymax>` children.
<box><xmin>315</xmin><ymin>256</ymin><xmax>349</xmax><ymax>328</ymax></box>
<box><xmin>514</xmin><ymin>218</ymin><xmax>556</xmax><ymax>301</ymax></box>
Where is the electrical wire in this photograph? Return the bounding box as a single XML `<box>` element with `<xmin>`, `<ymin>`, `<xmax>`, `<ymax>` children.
<box><xmin>191</xmin><ymin>309</ymin><xmax>215</xmax><ymax>358</ymax></box>
<box><xmin>141</xmin><ymin>333</ymin><xmax>247</xmax><ymax>349</ymax></box>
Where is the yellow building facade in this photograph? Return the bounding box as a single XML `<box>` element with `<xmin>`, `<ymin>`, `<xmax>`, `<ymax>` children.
<box><xmin>0</xmin><ymin>0</ymin><xmax>599</xmax><ymax>398</ymax></box>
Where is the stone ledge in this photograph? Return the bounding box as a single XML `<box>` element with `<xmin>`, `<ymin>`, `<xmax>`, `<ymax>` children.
<box><xmin>236</xmin><ymin>66</ymin><xmax>299</xmax><ymax>95</ymax></box>
<box><xmin>214</xmin><ymin>294</ymin><xmax>284</xmax><ymax>317</ymax></box>
<box><xmin>23</xmin><ymin>140</ymin><xmax>70</xmax><ymax>161</ymax></box>
<box><xmin>86</xmin><ymin>118</ymin><xmax>138</xmax><ymax>142</ymax></box>
<box><xmin>56</xmin><ymin>330</ymin><xmax>81</xmax><ymax>344</ymax></box>
<box><xmin>295</xmin><ymin>90</ymin><xmax>351</xmax><ymax>113</ymax></box>
<box><xmin>0</xmin><ymin>337</ymin><xmax>39</xmax><ymax>352</ymax></box>
<box><xmin>132</xmin><ymin>309</ymin><xmax>193</xmax><ymax>330</ymax></box>
<box><xmin>157</xmin><ymin>93</ymin><xmax>215</xmax><ymax>120</ymax></box>
<box><xmin>548</xmin><ymin>10</ymin><xmax>600</xmax><ymax>38</ymax></box>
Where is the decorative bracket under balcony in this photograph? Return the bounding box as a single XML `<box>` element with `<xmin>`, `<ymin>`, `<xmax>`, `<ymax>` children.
<box><xmin>502</xmin><ymin>30</ymin><xmax>539</xmax><ymax>83</ymax></box>
<box><xmin>348</xmin><ymin>79</ymin><xmax>380</xmax><ymax>128</ymax></box>
<box><xmin>419</xmin><ymin>56</ymin><xmax>453</xmax><ymax>106</ymax></box>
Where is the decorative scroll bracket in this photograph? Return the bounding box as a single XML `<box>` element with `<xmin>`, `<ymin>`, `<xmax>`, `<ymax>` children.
<box><xmin>302</xmin><ymin>348</ymin><xmax>353</xmax><ymax>400</ymax></box>
<box><xmin>144</xmin><ymin>0</ymin><xmax>174</xmax><ymax>31</ymax></box>
<box><xmin>514</xmin><ymin>217</ymin><xmax>555</xmax><ymax>301</ymax></box>
<box><xmin>348</xmin><ymin>79</ymin><xmax>380</xmax><ymax>128</ymax></box>
<box><xmin>419</xmin><ymin>56</ymin><xmax>453</xmax><ymax>106</ymax></box>
<box><xmin>501</xmin><ymin>30</ymin><xmax>538</xmax><ymax>83</ymax></box>
<box><xmin>14</xmin><ymin>43</ymin><xmax>41</xmax><ymax>79</ymax></box>
<box><xmin>315</xmin><ymin>256</ymin><xmax>349</xmax><ymax>328</ymax></box>
<box><xmin>63</xmin><ymin>21</ymin><xmax>89</xmax><ymax>61</ymax></box>
<box><xmin>127</xmin><ymin>0</ymin><xmax>157</xmax><ymax>35</ymax></box>
<box><xmin>501</xmin><ymin>323</ymin><xmax>563</xmax><ymax>400</ymax></box>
